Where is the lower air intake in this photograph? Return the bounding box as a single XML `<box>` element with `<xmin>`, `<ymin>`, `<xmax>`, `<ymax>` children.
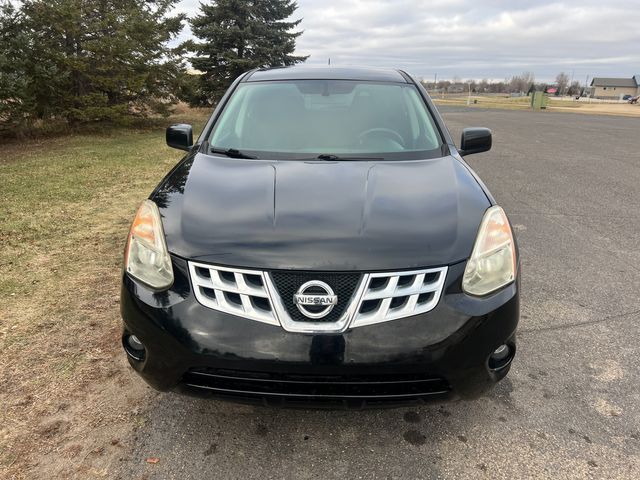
<box><xmin>181</xmin><ymin>368</ymin><xmax>451</xmax><ymax>408</ymax></box>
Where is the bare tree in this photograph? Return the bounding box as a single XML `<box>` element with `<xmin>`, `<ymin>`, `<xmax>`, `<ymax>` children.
<box><xmin>555</xmin><ymin>72</ymin><xmax>570</xmax><ymax>95</ymax></box>
<box><xmin>567</xmin><ymin>80</ymin><xmax>581</xmax><ymax>96</ymax></box>
<box><xmin>509</xmin><ymin>71</ymin><xmax>535</xmax><ymax>93</ymax></box>
<box><xmin>486</xmin><ymin>81</ymin><xmax>507</xmax><ymax>93</ymax></box>
<box><xmin>436</xmin><ymin>80</ymin><xmax>451</xmax><ymax>91</ymax></box>
<box><xmin>521</xmin><ymin>71</ymin><xmax>535</xmax><ymax>85</ymax></box>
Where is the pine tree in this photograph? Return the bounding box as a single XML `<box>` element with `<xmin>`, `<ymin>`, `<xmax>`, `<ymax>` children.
<box><xmin>17</xmin><ymin>0</ymin><xmax>186</xmax><ymax>125</ymax></box>
<box><xmin>0</xmin><ymin>2</ymin><xmax>33</xmax><ymax>132</ymax></box>
<box><xmin>187</xmin><ymin>0</ymin><xmax>308</xmax><ymax>105</ymax></box>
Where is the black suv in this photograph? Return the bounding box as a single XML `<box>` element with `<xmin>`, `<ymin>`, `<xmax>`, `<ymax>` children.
<box><xmin>121</xmin><ymin>66</ymin><xmax>519</xmax><ymax>408</ymax></box>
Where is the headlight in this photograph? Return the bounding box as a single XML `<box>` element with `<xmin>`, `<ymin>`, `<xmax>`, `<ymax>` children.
<box><xmin>462</xmin><ymin>205</ymin><xmax>516</xmax><ymax>296</ymax></box>
<box><xmin>124</xmin><ymin>200</ymin><xmax>173</xmax><ymax>290</ymax></box>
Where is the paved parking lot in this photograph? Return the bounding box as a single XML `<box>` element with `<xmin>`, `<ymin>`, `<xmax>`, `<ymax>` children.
<box><xmin>116</xmin><ymin>108</ymin><xmax>640</xmax><ymax>479</ymax></box>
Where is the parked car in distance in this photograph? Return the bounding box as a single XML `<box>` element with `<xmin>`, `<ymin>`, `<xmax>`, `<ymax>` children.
<box><xmin>120</xmin><ymin>66</ymin><xmax>520</xmax><ymax>408</ymax></box>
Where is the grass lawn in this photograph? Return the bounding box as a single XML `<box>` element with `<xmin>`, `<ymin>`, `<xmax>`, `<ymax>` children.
<box><xmin>0</xmin><ymin>109</ymin><xmax>209</xmax><ymax>478</ymax></box>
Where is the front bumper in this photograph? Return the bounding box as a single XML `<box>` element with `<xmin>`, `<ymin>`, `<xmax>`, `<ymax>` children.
<box><xmin>120</xmin><ymin>257</ymin><xmax>519</xmax><ymax>408</ymax></box>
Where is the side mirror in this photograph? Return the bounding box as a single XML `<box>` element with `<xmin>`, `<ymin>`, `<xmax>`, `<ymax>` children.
<box><xmin>459</xmin><ymin>127</ymin><xmax>492</xmax><ymax>156</ymax></box>
<box><xmin>166</xmin><ymin>124</ymin><xmax>193</xmax><ymax>151</ymax></box>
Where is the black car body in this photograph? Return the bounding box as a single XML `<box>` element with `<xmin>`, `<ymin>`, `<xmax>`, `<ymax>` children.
<box><xmin>121</xmin><ymin>66</ymin><xmax>519</xmax><ymax>408</ymax></box>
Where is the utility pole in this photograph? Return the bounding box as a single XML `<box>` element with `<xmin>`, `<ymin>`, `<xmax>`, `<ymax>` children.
<box><xmin>328</xmin><ymin>58</ymin><xmax>331</xmax><ymax>65</ymax></box>
<box><xmin>434</xmin><ymin>73</ymin><xmax>437</xmax><ymax>91</ymax></box>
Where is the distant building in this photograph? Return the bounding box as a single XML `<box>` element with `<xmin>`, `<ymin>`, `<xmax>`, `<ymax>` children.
<box><xmin>527</xmin><ymin>84</ymin><xmax>558</xmax><ymax>96</ymax></box>
<box><xmin>589</xmin><ymin>77</ymin><xmax>638</xmax><ymax>99</ymax></box>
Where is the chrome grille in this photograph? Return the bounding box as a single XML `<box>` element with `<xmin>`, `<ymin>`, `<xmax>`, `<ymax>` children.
<box><xmin>189</xmin><ymin>262</ymin><xmax>278</xmax><ymax>325</ymax></box>
<box><xmin>352</xmin><ymin>267</ymin><xmax>447</xmax><ymax>327</ymax></box>
<box><xmin>188</xmin><ymin>261</ymin><xmax>448</xmax><ymax>333</ymax></box>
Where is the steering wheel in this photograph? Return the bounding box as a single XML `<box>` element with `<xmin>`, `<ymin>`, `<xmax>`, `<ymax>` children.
<box><xmin>358</xmin><ymin>128</ymin><xmax>405</xmax><ymax>148</ymax></box>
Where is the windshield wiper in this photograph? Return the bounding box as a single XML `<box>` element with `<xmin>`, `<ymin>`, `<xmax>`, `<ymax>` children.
<box><xmin>210</xmin><ymin>147</ymin><xmax>258</xmax><ymax>159</ymax></box>
<box><xmin>316</xmin><ymin>154</ymin><xmax>384</xmax><ymax>161</ymax></box>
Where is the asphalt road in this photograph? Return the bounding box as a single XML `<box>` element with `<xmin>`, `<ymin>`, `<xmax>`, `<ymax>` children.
<box><xmin>115</xmin><ymin>108</ymin><xmax>640</xmax><ymax>479</ymax></box>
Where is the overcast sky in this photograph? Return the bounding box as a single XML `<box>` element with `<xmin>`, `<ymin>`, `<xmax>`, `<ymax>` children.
<box><xmin>176</xmin><ymin>0</ymin><xmax>640</xmax><ymax>83</ymax></box>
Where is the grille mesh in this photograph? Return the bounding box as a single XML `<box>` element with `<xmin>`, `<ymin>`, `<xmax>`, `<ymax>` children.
<box><xmin>270</xmin><ymin>272</ymin><xmax>362</xmax><ymax>323</ymax></box>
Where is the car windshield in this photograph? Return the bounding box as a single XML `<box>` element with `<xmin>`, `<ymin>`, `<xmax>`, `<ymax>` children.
<box><xmin>207</xmin><ymin>80</ymin><xmax>444</xmax><ymax>160</ymax></box>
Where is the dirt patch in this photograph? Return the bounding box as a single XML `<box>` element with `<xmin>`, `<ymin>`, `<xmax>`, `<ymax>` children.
<box><xmin>25</xmin><ymin>359</ymin><xmax>150</xmax><ymax>479</ymax></box>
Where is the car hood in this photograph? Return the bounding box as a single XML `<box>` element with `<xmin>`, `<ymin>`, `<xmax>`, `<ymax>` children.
<box><xmin>152</xmin><ymin>153</ymin><xmax>490</xmax><ymax>271</ymax></box>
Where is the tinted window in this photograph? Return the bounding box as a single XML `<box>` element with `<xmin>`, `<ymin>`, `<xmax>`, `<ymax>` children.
<box><xmin>208</xmin><ymin>80</ymin><xmax>443</xmax><ymax>159</ymax></box>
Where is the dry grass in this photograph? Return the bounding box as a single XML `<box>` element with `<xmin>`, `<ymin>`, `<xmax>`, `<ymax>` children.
<box><xmin>0</xmin><ymin>108</ymin><xmax>209</xmax><ymax>479</ymax></box>
<box><xmin>548</xmin><ymin>102</ymin><xmax>640</xmax><ymax>117</ymax></box>
<box><xmin>432</xmin><ymin>94</ymin><xmax>640</xmax><ymax>116</ymax></box>
<box><xmin>432</xmin><ymin>93</ymin><xmax>532</xmax><ymax>110</ymax></box>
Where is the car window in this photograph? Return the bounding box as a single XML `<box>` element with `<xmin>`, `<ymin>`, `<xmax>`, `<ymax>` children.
<box><xmin>208</xmin><ymin>80</ymin><xmax>444</xmax><ymax>160</ymax></box>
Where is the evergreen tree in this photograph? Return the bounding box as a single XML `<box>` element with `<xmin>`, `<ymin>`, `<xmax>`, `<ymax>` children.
<box><xmin>12</xmin><ymin>0</ymin><xmax>185</xmax><ymax>126</ymax></box>
<box><xmin>0</xmin><ymin>2</ymin><xmax>33</xmax><ymax>132</ymax></box>
<box><xmin>187</xmin><ymin>0</ymin><xmax>308</xmax><ymax>105</ymax></box>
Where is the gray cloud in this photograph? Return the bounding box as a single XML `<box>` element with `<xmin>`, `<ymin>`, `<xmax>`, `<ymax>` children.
<box><xmin>177</xmin><ymin>0</ymin><xmax>640</xmax><ymax>82</ymax></box>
